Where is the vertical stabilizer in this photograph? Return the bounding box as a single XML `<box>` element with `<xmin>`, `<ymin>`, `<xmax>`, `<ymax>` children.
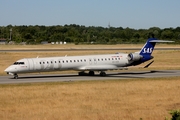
<box><xmin>139</xmin><ymin>38</ymin><xmax>157</xmax><ymax>56</ymax></box>
<box><xmin>138</xmin><ymin>38</ymin><xmax>173</xmax><ymax>62</ymax></box>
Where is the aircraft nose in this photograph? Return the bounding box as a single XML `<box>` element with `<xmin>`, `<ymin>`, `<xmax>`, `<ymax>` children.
<box><xmin>4</xmin><ymin>66</ymin><xmax>16</xmax><ymax>73</ymax></box>
<box><xmin>4</xmin><ymin>67</ymin><xmax>11</xmax><ymax>72</ymax></box>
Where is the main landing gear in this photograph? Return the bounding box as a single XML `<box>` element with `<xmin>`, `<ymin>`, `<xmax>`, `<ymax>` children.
<box><xmin>89</xmin><ymin>71</ymin><xmax>95</xmax><ymax>76</ymax></box>
<box><xmin>78</xmin><ymin>71</ymin><xmax>95</xmax><ymax>76</ymax></box>
<box><xmin>100</xmin><ymin>71</ymin><xmax>106</xmax><ymax>76</ymax></box>
<box><xmin>78</xmin><ymin>71</ymin><xmax>106</xmax><ymax>76</ymax></box>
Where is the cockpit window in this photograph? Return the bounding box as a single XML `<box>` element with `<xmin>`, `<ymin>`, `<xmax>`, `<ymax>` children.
<box><xmin>13</xmin><ymin>62</ymin><xmax>25</xmax><ymax>65</ymax></box>
<box><xmin>13</xmin><ymin>62</ymin><xmax>18</xmax><ymax>65</ymax></box>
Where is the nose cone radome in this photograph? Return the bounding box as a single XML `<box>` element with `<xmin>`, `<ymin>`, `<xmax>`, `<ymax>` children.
<box><xmin>4</xmin><ymin>66</ymin><xmax>16</xmax><ymax>73</ymax></box>
<box><xmin>4</xmin><ymin>67</ymin><xmax>11</xmax><ymax>72</ymax></box>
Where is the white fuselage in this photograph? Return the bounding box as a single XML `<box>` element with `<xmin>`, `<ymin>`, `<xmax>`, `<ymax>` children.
<box><xmin>5</xmin><ymin>53</ymin><xmax>130</xmax><ymax>74</ymax></box>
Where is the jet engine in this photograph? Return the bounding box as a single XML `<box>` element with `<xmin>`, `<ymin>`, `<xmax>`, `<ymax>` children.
<box><xmin>127</xmin><ymin>53</ymin><xmax>143</xmax><ymax>61</ymax></box>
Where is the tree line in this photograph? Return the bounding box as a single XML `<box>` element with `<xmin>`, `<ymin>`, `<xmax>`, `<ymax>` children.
<box><xmin>0</xmin><ymin>24</ymin><xmax>180</xmax><ymax>44</ymax></box>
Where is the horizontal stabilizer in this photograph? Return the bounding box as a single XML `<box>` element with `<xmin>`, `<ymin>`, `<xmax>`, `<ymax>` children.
<box><xmin>149</xmin><ymin>40</ymin><xmax>174</xmax><ymax>43</ymax></box>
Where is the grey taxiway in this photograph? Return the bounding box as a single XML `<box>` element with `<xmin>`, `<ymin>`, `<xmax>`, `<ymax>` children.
<box><xmin>0</xmin><ymin>70</ymin><xmax>180</xmax><ymax>84</ymax></box>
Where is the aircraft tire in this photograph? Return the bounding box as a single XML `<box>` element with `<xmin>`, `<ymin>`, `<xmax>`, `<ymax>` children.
<box><xmin>100</xmin><ymin>71</ymin><xmax>106</xmax><ymax>76</ymax></box>
<box><xmin>78</xmin><ymin>71</ymin><xmax>85</xmax><ymax>76</ymax></box>
<box><xmin>89</xmin><ymin>71</ymin><xmax>95</xmax><ymax>76</ymax></box>
<box><xmin>14</xmin><ymin>75</ymin><xmax>18</xmax><ymax>79</ymax></box>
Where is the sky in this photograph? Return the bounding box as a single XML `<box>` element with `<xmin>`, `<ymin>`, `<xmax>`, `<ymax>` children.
<box><xmin>0</xmin><ymin>0</ymin><xmax>180</xmax><ymax>29</ymax></box>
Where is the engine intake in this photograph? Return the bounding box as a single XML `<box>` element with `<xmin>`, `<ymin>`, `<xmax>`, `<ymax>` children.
<box><xmin>127</xmin><ymin>53</ymin><xmax>143</xmax><ymax>61</ymax></box>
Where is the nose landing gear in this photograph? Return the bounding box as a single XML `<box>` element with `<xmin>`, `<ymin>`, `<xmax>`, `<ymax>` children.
<box><xmin>14</xmin><ymin>73</ymin><xmax>18</xmax><ymax>79</ymax></box>
<box><xmin>6</xmin><ymin>72</ymin><xmax>19</xmax><ymax>79</ymax></box>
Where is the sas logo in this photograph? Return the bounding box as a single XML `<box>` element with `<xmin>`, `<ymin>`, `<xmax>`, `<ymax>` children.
<box><xmin>142</xmin><ymin>47</ymin><xmax>153</xmax><ymax>53</ymax></box>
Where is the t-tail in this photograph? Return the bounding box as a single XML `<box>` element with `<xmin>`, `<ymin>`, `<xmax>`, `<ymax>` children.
<box><xmin>139</xmin><ymin>38</ymin><xmax>157</xmax><ymax>56</ymax></box>
<box><xmin>127</xmin><ymin>38</ymin><xmax>174</xmax><ymax>66</ymax></box>
<box><xmin>139</xmin><ymin>38</ymin><xmax>158</xmax><ymax>62</ymax></box>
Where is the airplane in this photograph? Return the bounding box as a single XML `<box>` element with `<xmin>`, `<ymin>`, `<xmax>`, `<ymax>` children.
<box><xmin>4</xmin><ymin>38</ymin><xmax>173</xmax><ymax>79</ymax></box>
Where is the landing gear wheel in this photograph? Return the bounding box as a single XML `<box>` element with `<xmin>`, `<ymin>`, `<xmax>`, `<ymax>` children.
<box><xmin>100</xmin><ymin>71</ymin><xmax>106</xmax><ymax>76</ymax></box>
<box><xmin>78</xmin><ymin>71</ymin><xmax>85</xmax><ymax>76</ymax></box>
<box><xmin>89</xmin><ymin>71</ymin><xmax>95</xmax><ymax>76</ymax></box>
<box><xmin>14</xmin><ymin>74</ymin><xmax>18</xmax><ymax>79</ymax></box>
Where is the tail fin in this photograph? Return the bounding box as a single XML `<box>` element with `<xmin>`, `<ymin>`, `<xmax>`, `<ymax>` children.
<box><xmin>139</xmin><ymin>38</ymin><xmax>174</xmax><ymax>56</ymax></box>
<box><xmin>139</xmin><ymin>38</ymin><xmax>157</xmax><ymax>56</ymax></box>
<box><xmin>127</xmin><ymin>38</ymin><xmax>173</xmax><ymax>66</ymax></box>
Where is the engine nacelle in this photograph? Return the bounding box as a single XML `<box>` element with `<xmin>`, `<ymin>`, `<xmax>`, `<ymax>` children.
<box><xmin>127</xmin><ymin>53</ymin><xmax>143</xmax><ymax>61</ymax></box>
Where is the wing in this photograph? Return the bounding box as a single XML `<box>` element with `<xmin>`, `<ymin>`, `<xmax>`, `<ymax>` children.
<box><xmin>76</xmin><ymin>65</ymin><xmax>123</xmax><ymax>71</ymax></box>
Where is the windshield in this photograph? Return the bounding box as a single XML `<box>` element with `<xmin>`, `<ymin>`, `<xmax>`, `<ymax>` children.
<box><xmin>13</xmin><ymin>62</ymin><xmax>25</xmax><ymax>65</ymax></box>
